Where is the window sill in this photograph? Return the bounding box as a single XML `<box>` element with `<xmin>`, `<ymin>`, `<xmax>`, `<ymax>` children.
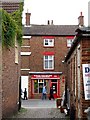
<box><xmin>43</xmin><ymin>69</ymin><xmax>54</xmax><ymax>71</ymax></box>
<box><xmin>43</xmin><ymin>46</ymin><xmax>54</xmax><ymax>48</ymax></box>
<box><xmin>15</xmin><ymin>62</ymin><xmax>19</xmax><ymax>65</ymax></box>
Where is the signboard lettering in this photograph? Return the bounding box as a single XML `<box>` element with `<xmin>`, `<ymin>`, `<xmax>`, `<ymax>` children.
<box><xmin>31</xmin><ymin>74</ymin><xmax>60</xmax><ymax>79</ymax></box>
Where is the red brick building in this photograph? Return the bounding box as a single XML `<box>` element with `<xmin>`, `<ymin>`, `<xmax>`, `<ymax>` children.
<box><xmin>21</xmin><ymin>13</ymin><xmax>82</xmax><ymax>99</ymax></box>
<box><xmin>65</xmin><ymin>27</ymin><xmax>90</xmax><ymax>119</ymax></box>
<box><xmin>1</xmin><ymin>0</ymin><xmax>23</xmax><ymax>118</ymax></box>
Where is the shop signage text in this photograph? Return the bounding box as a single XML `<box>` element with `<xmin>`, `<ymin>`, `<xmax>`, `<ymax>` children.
<box><xmin>31</xmin><ymin>75</ymin><xmax>60</xmax><ymax>79</ymax></box>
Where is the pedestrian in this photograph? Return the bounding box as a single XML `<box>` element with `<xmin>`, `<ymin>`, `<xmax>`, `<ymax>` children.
<box><xmin>42</xmin><ymin>85</ymin><xmax>47</xmax><ymax>100</ymax></box>
<box><xmin>49</xmin><ymin>87</ymin><xmax>54</xmax><ymax>100</ymax></box>
<box><xmin>24</xmin><ymin>88</ymin><xmax>27</xmax><ymax>100</ymax></box>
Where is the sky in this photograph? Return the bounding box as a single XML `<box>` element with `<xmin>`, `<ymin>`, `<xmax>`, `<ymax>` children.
<box><xmin>22</xmin><ymin>0</ymin><xmax>90</xmax><ymax>26</ymax></box>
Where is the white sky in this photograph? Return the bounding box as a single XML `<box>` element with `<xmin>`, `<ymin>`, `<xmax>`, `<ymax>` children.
<box><xmin>22</xmin><ymin>0</ymin><xmax>90</xmax><ymax>26</ymax></box>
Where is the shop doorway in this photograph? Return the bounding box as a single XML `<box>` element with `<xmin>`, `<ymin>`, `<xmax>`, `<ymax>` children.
<box><xmin>51</xmin><ymin>80</ymin><xmax>57</xmax><ymax>98</ymax></box>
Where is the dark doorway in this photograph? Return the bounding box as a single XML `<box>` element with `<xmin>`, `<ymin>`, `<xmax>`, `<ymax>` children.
<box><xmin>52</xmin><ymin>83</ymin><xmax>57</xmax><ymax>98</ymax></box>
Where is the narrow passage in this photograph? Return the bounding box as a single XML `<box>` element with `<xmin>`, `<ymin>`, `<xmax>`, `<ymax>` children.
<box><xmin>12</xmin><ymin>99</ymin><xmax>69</xmax><ymax>119</ymax></box>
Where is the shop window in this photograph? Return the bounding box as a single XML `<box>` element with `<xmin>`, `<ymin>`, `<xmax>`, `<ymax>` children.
<box><xmin>34</xmin><ymin>79</ymin><xmax>49</xmax><ymax>93</ymax></box>
<box><xmin>44</xmin><ymin>39</ymin><xmax>54</xmax><ymax>47</ymax></box>
<box><xmin>34</xmin><ymin>80</ymin><xmax>38</xmax><ymax>93</ymax></box>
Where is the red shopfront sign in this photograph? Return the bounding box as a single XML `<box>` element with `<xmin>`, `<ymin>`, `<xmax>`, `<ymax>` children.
<box><xmin>31</xmin><ymin>75</ymin><xmax>60</xmax><ymax>79</ymax></box>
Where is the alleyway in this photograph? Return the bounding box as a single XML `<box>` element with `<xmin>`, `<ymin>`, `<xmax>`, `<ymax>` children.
<box><xmin>11</xmin><ymin>99</ymin><xmax>69</xmax><ymax>119</ymax></box>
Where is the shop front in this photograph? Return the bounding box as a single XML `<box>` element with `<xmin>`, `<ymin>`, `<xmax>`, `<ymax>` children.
<box><xmin>29</xmin><ymin>72</ymin><xmax>62</xmax><ymax>99</ymax></box>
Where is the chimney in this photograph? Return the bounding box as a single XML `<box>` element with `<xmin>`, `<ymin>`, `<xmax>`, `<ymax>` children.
<box><xmin>51</xmin><ymin>20</ymin><xmax>53</xmax><ymax>25</ymax></box>
<box><xmin>47</xmin><ymin>20</ymin><xmax>54</xmax><ymax>25</ymax></box>
<box><xmin>78</xmin><ymin>12</ymin><xmax>84</xmax><ymax>27</ymax></box>
<box><xmin>47</xmin><ymin>20</ymin><xmax>50</xmax><ymax>25</ymax></box>
<box><xmin>25</xmin><ymin>12</ymin><xmax>31</xmax><ymax>26</ymax></box>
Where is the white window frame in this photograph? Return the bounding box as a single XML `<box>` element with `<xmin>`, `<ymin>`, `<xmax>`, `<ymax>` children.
<box><xmin>67</xmin><ymin>38</ymin><xmax>74</xmax><ymax>47</ymax></box>
<box><xmin>44</xmin><ymin>39</ymin><xmax>54</xmax><ymax>47</ymax></box>
<box><xmin>44</xmin><ymin>55</ymin><xmax>54</xmax><ymax>70</ymax></box>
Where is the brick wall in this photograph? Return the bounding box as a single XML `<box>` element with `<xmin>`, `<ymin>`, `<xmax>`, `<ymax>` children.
<box><xmin>29</xmin><ymin>36</ymin><xmax>68</xmax><ymax>72</ymax></box>
<box><xmin>2</xmin><ymin>47</ymin><xmax>21</xmax><ymax>118</ymax></box>
<box><xmin>21</xmin><ymin>56</ymin><xmax>30</xmax><ymax>69</ymax></box>
<box><xmin>21</xmin><ymin>36</ymin><xmax>68</xmax><ymax>73</ymax></box>
<box><xmin>21</xmin><ymin>38</ymin><xmax>30</xmax><ymax>75</ymax></box>
<box><xmin>0</xmin><ymin>44</ymin><xmax>2</xmax><ymax>119</ymax></box>
<box><xmin>66</xmin><ymin>37</ymin><xmax>90</xmax><ymax>119</ymax></box>
<box><xmin>80</xmin><ymin>38</ymin><xmax>90</xmax><ymax>118</ymax></box>
<box><xmin>22</xmin><ymin>36</ymin><xmax>68</xmax><ymax>98</ymax></box>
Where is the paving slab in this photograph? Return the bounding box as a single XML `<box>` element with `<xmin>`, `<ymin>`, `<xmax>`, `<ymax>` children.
<box><xmin>21</xmin><ymin>99</ymin><xmax>56</xmax><ymax>108</ymax></box>
<box><xmin>8</xmin><ymin>99</ymin><xmax>69</xmax><ymax>119</ymax></box>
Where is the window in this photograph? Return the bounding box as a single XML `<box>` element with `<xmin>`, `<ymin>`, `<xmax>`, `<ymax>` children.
<box><xmin>34</xmin><ymin>80</ymin><xmax>38</xmax><ymax>93</ymax></box>
<box><xmin>44</xmin><ymin>39</ymin><xmax>54</xmax><ymax>47</ymax></box>
<box><xmin>34</xmin><ymin>80</ymin><xmax>49</xmax><ymax>93</ymax></box>
<box><xmin>44</xmin><ymin>55</ymin><xmax>54</xmax><ymax>69</ymax></box>
<box><xmin>67</xmin><ymin>39</ymin><xmax>74</xmax><ymax>47</ymax></box>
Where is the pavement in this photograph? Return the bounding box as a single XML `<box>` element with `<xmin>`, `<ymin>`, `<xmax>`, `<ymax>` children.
<box><xmin>11</xmin><ymin>99</ymin><xmax>69</xmax><ymax>119</ymax></box>
<box><xmin>21</xmin><ymin>99</ymin><xmax>56</xmax><ymax>108</ymax></box>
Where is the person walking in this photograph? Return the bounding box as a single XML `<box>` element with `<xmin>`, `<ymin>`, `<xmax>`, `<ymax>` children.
<box><xmin>49</xmin><ymin>87</ymin><xmax>54</xmax><ymax>100</ymax></box>
<box><xmin>42</xmin><ymin>85</ymin><xmax>47</xmax><ymax>100</ymax></box>
<box><xmin>24</xmin><ymin>88</ymin><xmax>27</xmax><ymax>100</ymax></box>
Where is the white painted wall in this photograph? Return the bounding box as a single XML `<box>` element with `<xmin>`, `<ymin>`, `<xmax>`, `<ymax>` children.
<box><xmin>21</xmin><ymin>76</ymin><xmax>28</xmax><ymax>98</ymax></box>
<box><xmin>88</xmin><ymin>1</ymin><xmax>90</xmax><ymax>26</ymax></box>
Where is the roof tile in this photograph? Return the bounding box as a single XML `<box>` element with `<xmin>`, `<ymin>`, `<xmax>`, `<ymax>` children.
<box><xmin>23</xmin><ymin>25</ymin><xmax>78</xmax><ymax>36</ymax></box>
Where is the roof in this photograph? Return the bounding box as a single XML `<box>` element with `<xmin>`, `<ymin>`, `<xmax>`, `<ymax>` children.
<box><xmin>65</xmin><ymin>27</ymin><xmax>90</xmax><ymax>62</ymax></box>
<box><xmin>76</xmin><ymin>27</ymin><xmax>90</xmax><ymax>33</ymax></box>
<box><xmin>23</xmin><ymin>25</ymin><xmax>78</xmax><ymax>36</ymax></box>
<box><xmin>1</xmin><ymin>0</ymin><xmax>23</xmax><ymax>13</ymax></box>
<box><xmin>1</xmin><ymin>0</ymin><xmax>22</xmax><ymax>2</ymax></box>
